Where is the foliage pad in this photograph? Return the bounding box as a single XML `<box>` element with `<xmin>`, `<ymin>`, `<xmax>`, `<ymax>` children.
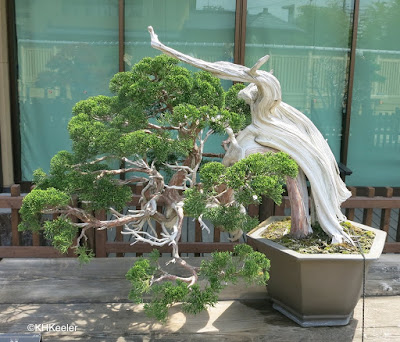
<box><xmin>126</xmin><ymin>245</ymin><xmax>270</xmax><ymax>322</ymax></box>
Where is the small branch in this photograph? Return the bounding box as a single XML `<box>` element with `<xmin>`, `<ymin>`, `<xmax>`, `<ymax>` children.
<box><xmin>203</xmin><ymin>153</ymin><xmax>225</xmax><ymax>159</ymax></box>
<box><xmin>116</xmin><ymin>177</ymin><xmax>149</xmax><ymax>185</ymax></box>
<box><xmin>151</xmin><ymin>274</ymin><xmax>196</xmax><ymax>286</ymax></box>
<box><xmin>222</xmin><ymin>137</ymin><xmax>231</xmax><ymax>152</ymax></box>
<box><xmin>72</xmin><ymin>156</ymin><xmax>110</xmax><ymax>168</ymax></box>
<box><xmin>92</xmin><ymin>167</ymin><xmax>152</xmax><ymax>178</ymax></box>
<box><xmin>196</xmin><ymin>216</ymin><xmax>211</xmax><ymax>234</ymax></box>
<box><xmin>147</xmin><ymin>122</ymin><xmax>181</xmax><ymax>131</ymax></box>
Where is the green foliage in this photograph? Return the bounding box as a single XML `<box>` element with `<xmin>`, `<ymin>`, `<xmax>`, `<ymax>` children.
<box><xmin>191</xmin><ymin>71</ymin><xmax>224</xmax><ymax>108</ymax></box>
<box><xmin>19</xmin><ymin>55</ymin><xmax>292</xmax><ymax>324</ymax></box>
<box><xmin>224</xmin><ymin>83</ymin><xmax>251</xmax><ymax>128</ymax></box>
<box><xmin>22</xmin><ymin>55</ymin><xmax>252</xmax><ymax>220</ymax></box>
<box><xmin>199</xmin><ymin>162</ymin><xmax>226</xmax><ymax>191</ymax></box>
<box><xmin>201</xmin><ymin>244</ymin><xmax>270</xmax><ymax>286</ymax></box>
<box><xmin>43</xmin><ymin>217</ymin><xmax>78</xmax><ymax>254</ymax></box>
<box><xmin>76</xmin><ymin>175</ymin><xmax>133</xmax><ymax>212</ymax></box>
<box><xmin>32</xmin><ymin>168</ymin><xmax>48</xmax><ymax>187</ymax></box>
<box><xmin>126</xmin><ymin>258</ymin><xmax>157</xmax><ymax>304</ymax></box>
<box><xmin>205</xmin><ymin>205</ymin><xmax>260</xmax><ymax>233</ymax></box>
<box><xmin>126</xmin><ymin>246</ymin><xmax>270</xmax><ymax>322</ymax></box>
<box><xmin>185</xmin><ymin>152</ymin><xmax>298</xmax><ymax>233</ymax></box>
<box><xmin>18</xmin><ymin>188</ymin><xmax>70</xmax><ymax>232</ymax></box>
<box><xmin>28</xmin><ymin>151</ymin><xmax>133</xmax><ymax>212</ymax></box>
<box><xmin>225</xmin><ymin>152</ymin><xmax>298</xmax><ymax>205</ymax></box>
<box><xmin>75</xmin><ymin>246</ymin><xmax>95</xmax><ymax>264</ymax></box>
<box><xmin>20</xmin><ymin>55</ymin><xmax>253</xmax><ymax>265</ymax></box>
<box><xmin>183</xmin><ymin>188</ymin><xmax>207</xmax><ymax>218</ymax></box>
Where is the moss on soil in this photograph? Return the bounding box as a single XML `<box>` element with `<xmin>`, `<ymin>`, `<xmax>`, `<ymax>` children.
<box><xmin>261</xmin><ymin>218</ymin><xmax>375</xmax><ymax>254</ymax></box>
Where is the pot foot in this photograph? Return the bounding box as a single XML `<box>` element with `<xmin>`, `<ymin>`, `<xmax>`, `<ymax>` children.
<box><xmin>272</xmin><ymin>300</ymin><xmax>353</xmax><ymax>327</ymax></box>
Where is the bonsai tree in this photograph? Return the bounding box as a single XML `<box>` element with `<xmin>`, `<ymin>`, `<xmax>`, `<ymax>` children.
<box><xmin>19</xmin><ymin>53</ymin><xmax>298</xmax><ymax>321</ymax></box>
<box><xmin>147</xmin><ymin>26</ymin><xmax>353</xmax><ymax>245</ymax></box>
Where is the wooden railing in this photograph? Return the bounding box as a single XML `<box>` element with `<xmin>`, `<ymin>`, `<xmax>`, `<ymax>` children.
<box><xmin>1</xmin><ymin>184</ymin><xmax>399</xmax><ymax>258</ymax></box>
<box><xmin>265</xmin><ymin>186</ymin><xmax>400</xmax><ymax>254</ymax></box>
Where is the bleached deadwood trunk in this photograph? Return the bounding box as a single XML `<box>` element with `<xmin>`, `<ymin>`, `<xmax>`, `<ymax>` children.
<box><xmin>148</xmin><ymin>26</ymin><xmax>352</xmax><ymax>243</ymax></box>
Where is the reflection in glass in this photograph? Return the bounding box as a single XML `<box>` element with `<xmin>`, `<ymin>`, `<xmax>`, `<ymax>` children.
<box><xmin>347</xmin><ymin>0</ymin><xmax>400</xmax><ymax>186</ymax></box>
<box><xmin>124</xmin><ymin>0</ymin><xmax>235</xmax><ymax>69</ymax></box>
<box><xmin>16</xmin><ymin>0</ymin><xmax>118</xmax><ymax>180</ymax></box>
<box><xmin>245</xmin><ymin>0</ymin><xmax>353</xmax><ymax>159</ymax></box>
<box><xmin>124</xmin><ymin>0</ymin><xmax>236</xmax><ymax>154</ymax></box>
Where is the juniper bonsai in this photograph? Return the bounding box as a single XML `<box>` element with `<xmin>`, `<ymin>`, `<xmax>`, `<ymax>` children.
<box><xmin>19</xmin><ymin>54</ymin><xmax>298</xmax><ymax>322</ymax></box>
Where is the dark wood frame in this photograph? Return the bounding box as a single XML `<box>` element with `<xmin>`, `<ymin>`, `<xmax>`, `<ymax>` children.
<box><xmin>6</xmin><ymin>1</ymin><xmax>361</xmax><ymax>185</ymax></box>
<box><xmin>234</xmin><ymin>0</ymin><xmax>247</xmax><ymax>66</ymax></box>
<box><xmin>5</xmin><ymin>0</ymin><xmax>22</xmax><ymax>185</ymax></box>
<box><xmin>119</xmin><ymin>0</ymin><xmax>125</xmax><ymax>73</ymax></box>
<box><xmin>340</xmin><ymin>0</ymin><xmax>360</xmax><ymax>173</ymax></box>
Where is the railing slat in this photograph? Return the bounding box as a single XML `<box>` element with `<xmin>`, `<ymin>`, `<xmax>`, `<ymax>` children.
<box><xmin>194</xmin><ymin>219</ymin><xmax>202</xmax><ymax>257</ymax></box>
<box><xmin>345</xmin><ymin>187</ymin><xmax>357</xmax><ymax>221</ymax></box>
<box><xmin>2</xmin><ymin>185</ymin><xmax>400</xmax><ymax>256</ymax></box>
<box><xmin>380</xmin><ymin>187</ymin><xmax>393</xmax><ymax>234</ymax></box>
<box><xmin>10</xmin><ymin>185</ymin><xmax>21</xmax><ymax>247</ymax></box>
<box><xmin>362</xmin><ymin>187</ymin><xmax>375</xmax><ymax>226</ymax></box>
<box><xmin>105</xmin><ymin>241</ymin><xmax>238</xmax><ymax>254</ymax></box>
<box><xmin>67</xmin><ymin>195</ymin><xmax>79</xmax><ymax>257</ymax></box>
<box><xmin>115</xmin><ymin>226</ymin><xmax>124</xmax><ymax>257</ymax></box>
<box><xmin>95</xmin><ymin>210</ymin><xmax>107</xmax><ymax>257</ymax></box>
<box><xmin>0</xmin><ymin>246</ymin><xmax>64</xmax><ymax>258</ymax></box>
<box><xmin>342</xmin><ymin>197</ymin><xmax>400</xmax><ymax>209</ymax></box>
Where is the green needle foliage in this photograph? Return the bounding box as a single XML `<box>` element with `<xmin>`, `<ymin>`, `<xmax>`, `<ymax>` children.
<box><xmin>18</xmin><ymin>55</ymin><xmax>296</xmax><ymax>321</ymax></box>
<box><xmin>126</xmin><ymin>245</ymin><xmax>270</xmax><ymax>322</ymax></box>
<box><xmin>184</xmin><ymin>152</ymin><xmax>298</xmax><ymax>233</ymax></box>
<box><xmin>19</xmin><ymin>55</ymin><xmax>251</xmax><ymax>259</ymax></box>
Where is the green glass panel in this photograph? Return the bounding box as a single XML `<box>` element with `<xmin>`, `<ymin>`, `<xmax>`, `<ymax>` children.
<box><xmin>16</xmin><ymin>0</ymin><xmax>119</xmax><ymax>181</ymax></box>
<box><xmin>245</xmin><ymin>0</ymin><xmax>353</xmax><ymax>159</ymax></box>
<box><xmin>124</xmin><ymin>0</ymin><xmax>236</xmax><ymax>155</ymax></box>
<box><xmin>346</xmin><ymin>0</ymin><xmax>400</xmax><ymax>186</ymax></box>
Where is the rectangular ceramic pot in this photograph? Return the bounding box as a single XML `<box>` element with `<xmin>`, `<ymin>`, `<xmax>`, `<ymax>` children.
<box><xmin>247</xmin><ymin>216</ymin><xmax>387</xmax><ymax>327</ymax></box>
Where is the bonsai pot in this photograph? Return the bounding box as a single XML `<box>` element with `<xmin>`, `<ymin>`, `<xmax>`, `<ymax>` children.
<box><xmin>247</xmin><ymin>216</ymin><xmax>387</xmax><ymax>327</ymax></box>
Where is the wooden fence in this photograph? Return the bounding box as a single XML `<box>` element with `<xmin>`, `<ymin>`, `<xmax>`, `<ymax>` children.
<box><xmin>1</xmin><ymin>184</ymin><xmax>400</xmax><ymax>258</ymax></box>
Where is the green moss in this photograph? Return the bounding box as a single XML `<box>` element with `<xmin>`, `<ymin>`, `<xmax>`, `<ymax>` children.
<box><xmin>261</xmin><ymin>219</ymin><xmax>375</xmax><ymax>254</ymax></box>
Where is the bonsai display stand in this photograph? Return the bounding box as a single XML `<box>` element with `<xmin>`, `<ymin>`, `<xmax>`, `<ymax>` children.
<box><xmin>0</xmin><ymin>256</ymin><xmax>399</xmax><ymax>341</ymax></box>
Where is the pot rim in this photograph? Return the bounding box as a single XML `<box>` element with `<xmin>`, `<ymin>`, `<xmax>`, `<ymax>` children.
<box><xmin>247</xmin><ymin>216</ymin><xmax>387</xmax><ymax>261</ymax></box>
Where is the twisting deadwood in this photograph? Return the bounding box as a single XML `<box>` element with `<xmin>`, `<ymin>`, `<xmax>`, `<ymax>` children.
<box><xmin>148</xmin><ymin>26</ymin><xmax>352</xmax><ymax>244</ymax></box>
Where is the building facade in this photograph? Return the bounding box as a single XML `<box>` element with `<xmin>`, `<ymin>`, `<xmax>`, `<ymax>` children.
<box><xmin>1</xmin><ymin>0</ymin><xmax>400</xmax><ymax>190</ymax></box>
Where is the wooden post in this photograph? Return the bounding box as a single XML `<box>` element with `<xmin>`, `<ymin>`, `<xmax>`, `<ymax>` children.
<box><xmin>94</xmin><ymin>210</ymin><xmax>107</xmax><ymax>257</ymax></box>
<box><xmin>396</xmin><ymin>210</ymin><xmax>400</xmax><ymax>242</ymax></box>
<box><xmin>274</xmin><ymin>198</ymin><xmax>287</xmax><ymax>216</ymax></box>
<box><xmin>115</xmin><ymin>225</ymin><xmax>124</xmax><ymax>257</ymax></box>
<box><xmin>213</xmin><ymin>226</ymin><xmax>221</xmax><ymax>243</ymax></box>
<box><xmin>248</xmin><ymin>204</ymin><xmax>259</xmax><ymax>218</ymax></box>
<box><xmin>380</xmin><ymin>187</ymin><xmax>393</xmax><ymax>234</ymax></box>
<box><xmin>32</xmin><ymin>231</ymin><xmax>40</xmax><ymax>246</ymax></box>
<box><xmin>345</xmin><ymin>186</ymin><xmax>357</xmax><ymax>221</ymax></box>
<box><xmin>194</xmin><ymin>219</ymin><xmax>202</xmax><ymax>257</ymax></box>
<box><xmin>362</xmin><ymin>187</ymin><xmax>375</xmax><ymax>226</ymax></box>
<box><xmin>10</xmin><ymin>184</ymin><xmax>21</xmax><ymax>246</ymax></box>
<box><xmin>67</xmin><ymin>195</ymin><xmax>78</xmax><ymax>257</ymax></box>
<box><xmin>259</xmin><ymin>196</ymin><xmax>275</xmax><ymax>222</ymax></box>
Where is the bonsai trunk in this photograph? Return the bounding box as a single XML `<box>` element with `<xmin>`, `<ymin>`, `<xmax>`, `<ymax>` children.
<box><xmin>286</xmin><ymin>176</ymin><xmax>311</xmax><ymax>239</ymax></box>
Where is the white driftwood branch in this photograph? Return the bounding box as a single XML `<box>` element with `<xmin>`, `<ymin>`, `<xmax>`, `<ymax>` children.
<box><xmin>149</xmin><ymin>26</ymin><xmax>352</xmax><ymax>244</ymax></box>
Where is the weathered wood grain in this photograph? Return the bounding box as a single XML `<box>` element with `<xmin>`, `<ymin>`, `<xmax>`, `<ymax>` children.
<box><xmin>0</xmin><ymin>298</ymin><xmax>399</xmax><ymax>341</ymax></box>
<box><xmin>0</xmin><ymin>256</ymin><xmax>400</xmax><ymax>341</ymax></box>
<box><xmin>0</xmin><ymin>255</ymin><xmax>399</xmax><ymax>306</ymax></box>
